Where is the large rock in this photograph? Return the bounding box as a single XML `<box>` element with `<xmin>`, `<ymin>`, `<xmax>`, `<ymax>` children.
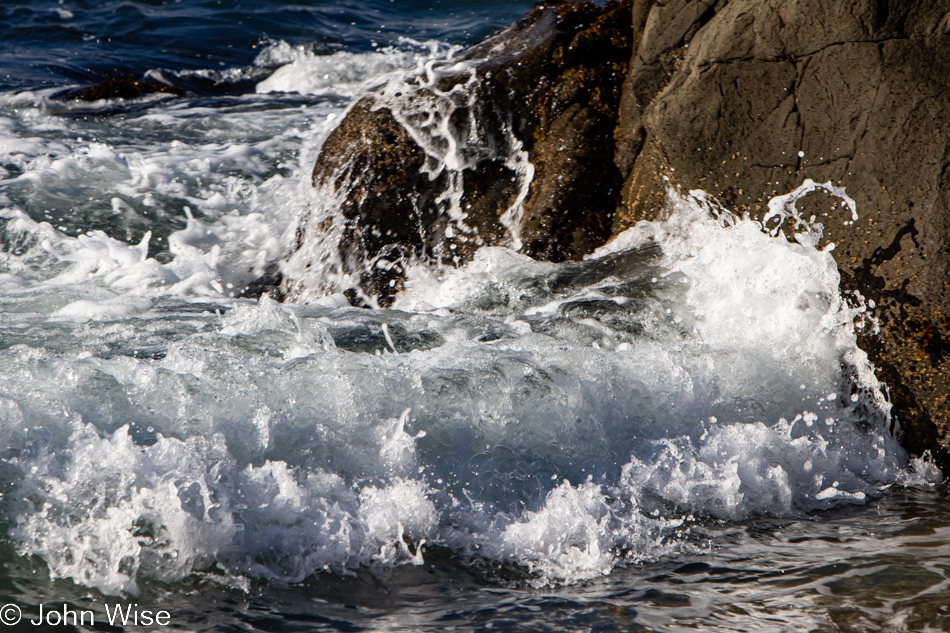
<box><xmin>617</xmin><ymin>0</ymin><xmax>950</xmax><ymax>460</ymax></box>
<box><xmin>279</xmin><ymin>0</ymin><xmax>633</xmax><ymax>306</ymax></box>
<box><xmin>276</xmin><ymin>0</ymin><xmax>950</xmax><ymax>460</ymax></box>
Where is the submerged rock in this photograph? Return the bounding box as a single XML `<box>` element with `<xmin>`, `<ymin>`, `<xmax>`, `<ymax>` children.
<box><xmin>55</xmin><ymin>74</ymin><xmax>185</xmax><ymax>101</ymax></box>
<box><xmin>280</xmin><ymin>0</ymin><xmax>633</xmax><ymax>307</ymax></box>
<box><xmin>616</xmin><ymin>0</ymin><xmax>950</xmax><ymax>461</ymax></box>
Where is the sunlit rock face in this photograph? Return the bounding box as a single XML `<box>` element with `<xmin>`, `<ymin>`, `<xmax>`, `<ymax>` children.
<box><xmin>614</xmin><ymin>0</ymin><xmax>950</xmax><ymax>461</ymax></box>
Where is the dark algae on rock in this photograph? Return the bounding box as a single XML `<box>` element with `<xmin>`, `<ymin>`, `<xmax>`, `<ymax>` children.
<box><xmin>280</xmin><ymin>0</ymin><xmax>950</xmax><ymax>460</ymax></box>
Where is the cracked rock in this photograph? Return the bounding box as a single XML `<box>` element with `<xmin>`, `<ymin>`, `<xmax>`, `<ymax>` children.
<box><xmin>619</xmin><ymin>0</ymin><xmax>950</xmax><ymax>463</ymax></box>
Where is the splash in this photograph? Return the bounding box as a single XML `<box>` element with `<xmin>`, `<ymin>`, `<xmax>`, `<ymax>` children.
<box><xmin>255</xmin><ymin>38</ymin><xmax>454</xmax><ymax>99</ymax></box>
<box><xmin>0</xmin><ymin>180</ymin><xmax>935</xmax><ymax>595</ymax></box>
<box><xmin>278</xmin><ymin>34</ymin><xmax>537</xmax><ymax>306</ymax></box>
<box><xmin>762</xmin><ymin>178</ymin><xmax>858</xmax><ymax>248</ymax></box>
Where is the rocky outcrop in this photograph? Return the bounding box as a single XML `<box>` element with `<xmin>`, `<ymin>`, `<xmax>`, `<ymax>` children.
<box><xmin>279</xmin><ymin>0</ymin><xmax>950</xmax><ymax>459</ymax></box>
<box><xmin>279</xmin><ymin>0</ymin><xmax>633</xmax><ymax>307</ymax></box>
<box><xmin>616</xmin><ymin>0</ymin><xmax>950</xmax><ymax>460</ymax></box>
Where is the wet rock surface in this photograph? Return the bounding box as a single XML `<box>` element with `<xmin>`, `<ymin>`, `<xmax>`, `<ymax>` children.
<box><xmin>617</xmin><ymin>0</ymin><xmax>950</xmax><ymax>459</ymax></box>
<box><xmin>280</xmin><ymin>0</ymin><xmax>633</xmax><ymax>307</ymax></box>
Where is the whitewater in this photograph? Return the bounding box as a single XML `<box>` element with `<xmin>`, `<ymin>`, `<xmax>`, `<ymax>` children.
<box><xmin>0</xmin><ymin>6</ymin><xmax>947</xmax><ymax>631</ymax></box>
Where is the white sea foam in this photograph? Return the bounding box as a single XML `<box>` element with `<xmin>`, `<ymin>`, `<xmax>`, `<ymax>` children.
<box><xmin>255</xmin><ymin>39</ymin><xmax>454</xmax><ymax>98</ymax></box>
<box><xmin>0</xmin><ymin>177</ymin><xmax>935</xmax><ymax>595</ymax></box>
<box><xmin>0</xmin><ymin>104</ymin><xmax>325</xmax><ymax>296</ymax></box>
<box><xmin>0</xmin><ymin>38</ymin><xmax>465</xmax><ymax>309</ymax></box>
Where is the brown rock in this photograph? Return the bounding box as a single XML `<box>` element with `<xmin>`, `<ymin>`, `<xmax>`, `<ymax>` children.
<box><xmin>520</xmin><ymin>102</ymin><xmax>619</xmax><ymax>261</ymax></box>
<box><xmin>279</xmin><ymin>0</ymin><xmax>633</xmax><ymax>307</ymax></box>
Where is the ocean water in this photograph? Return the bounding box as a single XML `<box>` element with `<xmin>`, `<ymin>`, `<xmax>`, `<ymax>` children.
<box><xmin>0</xmin><ymin>1</ymin><xmax>948</xmax><ymax>631</ymax></box>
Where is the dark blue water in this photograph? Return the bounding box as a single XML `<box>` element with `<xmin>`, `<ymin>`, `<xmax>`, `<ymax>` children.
<box><xmin>0</xmin><ymin>0</ymin><xmax>533</xmax><ymax>92</ymax></box>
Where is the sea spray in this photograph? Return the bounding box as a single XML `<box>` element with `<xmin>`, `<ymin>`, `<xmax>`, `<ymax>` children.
<box><xmin>0</xmin><ymin>181</ymin><xmax>935</xmax><ymax>594</ymax></box>
<box><xmin>0</xmin><ymin>39</ymin><xmax>455</xmax><ymax>301</ymax></box>
<box><xmin>254</xmin><ymin>38</ymin><xmax>454</xmax><ymax>100</ymax></box>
